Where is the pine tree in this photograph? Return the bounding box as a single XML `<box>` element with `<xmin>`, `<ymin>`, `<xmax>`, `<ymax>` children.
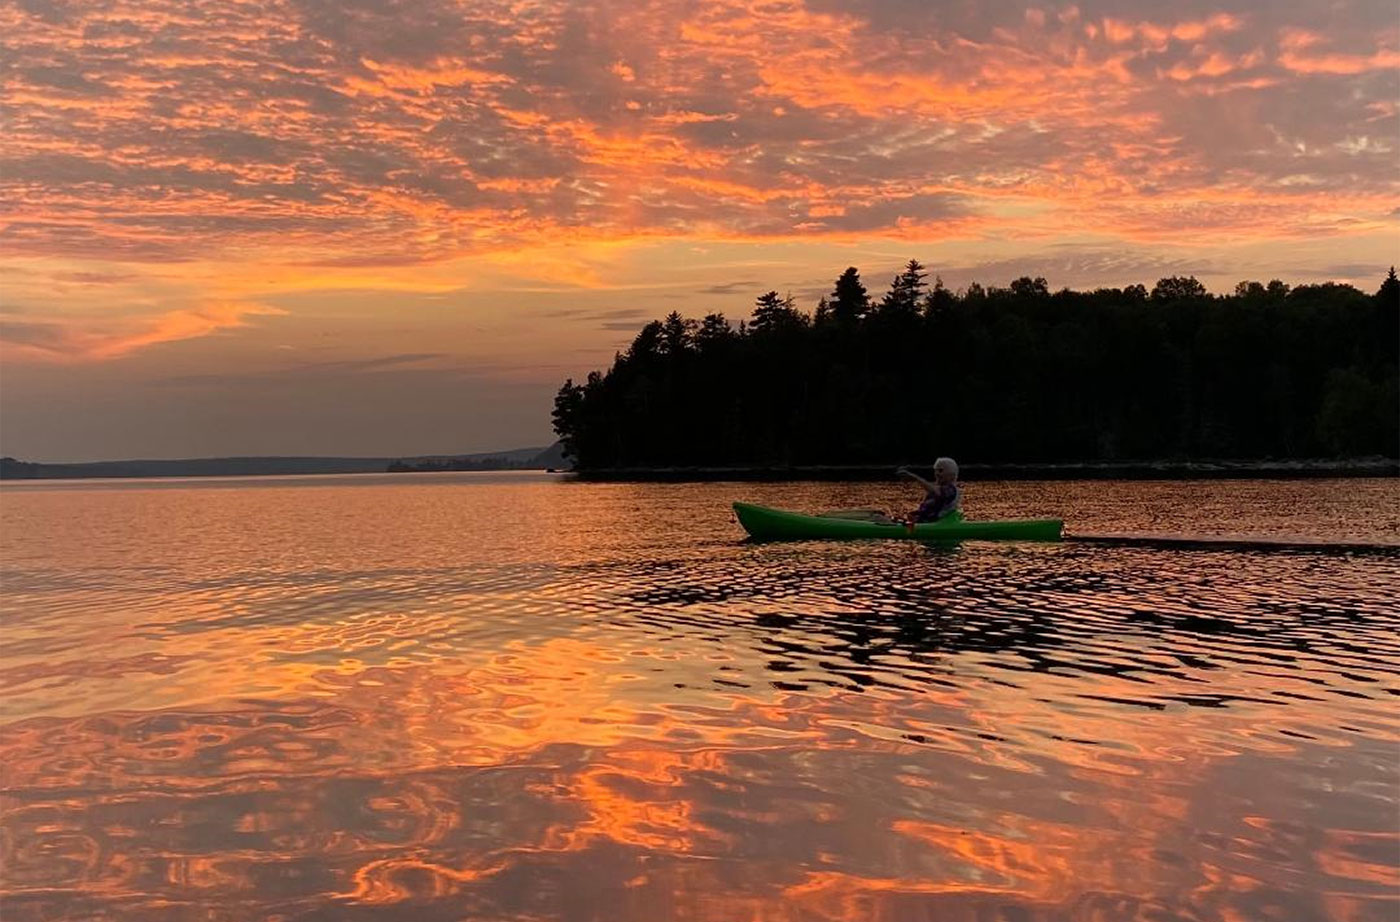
<box><xmin>1377</xmin><ymin>266</ymin><xmax>1399</xmax><ymax>307</ymax></box>
<box><xmin>830</xmin><ymin>267</ymin><xmax>870</xmax><ymax>323</ymax></box>
<box><xmin>750</xmin><ymin>291</ymin><xmax>804</xmax><ymax>334</ymax></box>
<box><xmin>696</xmin><ymin>313</ymin><xmax>734</xmax><ymax>350</ymax></box>
<box><xmin>659</xmin><ymin>311</ymin><xmax>696</xmax><ymax>356</ymax></box>
<box><xmin>925</xmin><ymin>275</ymin><xmax>956</xmax><ymax>317</ymax></box>
<box><xmin>878</xmin><ymin>259</ymin><xmax>927</xmax><ymax>316</ymax></box>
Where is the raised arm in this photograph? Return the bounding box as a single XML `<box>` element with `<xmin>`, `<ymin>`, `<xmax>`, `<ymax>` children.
<box><xmin>896</xmin><ymin>466</ymin><xmax>936</xmax><ymax>494</ymax></box>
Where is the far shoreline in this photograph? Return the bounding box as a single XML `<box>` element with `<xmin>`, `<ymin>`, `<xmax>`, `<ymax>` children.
<box><xmin>566</xmin><ymin>458</ymin><xmax>1399</xmax><ymax>482</ymax></box>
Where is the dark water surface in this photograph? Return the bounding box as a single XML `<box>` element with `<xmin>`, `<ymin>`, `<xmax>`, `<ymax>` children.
<box><xmin>2</xmin><ymin>475</ymin><xmax>1397</xmax><ymax>921</ymax></box>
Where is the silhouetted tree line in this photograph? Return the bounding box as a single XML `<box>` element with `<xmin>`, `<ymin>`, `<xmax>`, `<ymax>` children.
<box><xmin>553</xmin><ymin>264</ymin><xmax>1400</xmax><ymax>468</ymax></box>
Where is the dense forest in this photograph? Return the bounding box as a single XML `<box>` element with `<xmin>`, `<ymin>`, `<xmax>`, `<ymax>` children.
<box><xmin>552</xmin><ymin>264</ymin><xmax>1399</xmax><ymax>469</ymax></box>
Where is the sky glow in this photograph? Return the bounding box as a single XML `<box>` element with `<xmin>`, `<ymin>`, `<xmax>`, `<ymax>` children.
<box><xmin>3</xmin><ymin>0</ymin><xmax>1397</xmax><ymax>458</ymax></box>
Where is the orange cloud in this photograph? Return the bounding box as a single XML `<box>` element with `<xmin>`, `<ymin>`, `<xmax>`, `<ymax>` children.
<box><xmin>1</xmin><ymin>302</ymin><xmax>285</xmax><ymax>362</ymax></box>
<box><xmin>1102</xmin><ymin>12</ymin><xmax>1242</xmax><ymax>47</ymax></box>
<box><xmin>1</xmin><ymin>0</ymin><xmax>1396</xmax><ymax>364</ymax></box>
<box><xmin>1280</xmin><ymin>47</ymin><xmax>1400</xmax><ymax>75</ymax></box>
<box><xmin>1275</xmin><ymin>26</ymin><xmax>1400</xmax><ymax>73</ymax></box>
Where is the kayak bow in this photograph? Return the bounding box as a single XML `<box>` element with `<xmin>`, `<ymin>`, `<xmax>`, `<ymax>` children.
<box><xmin>733</xmin><ymin>502</ymin><xmax>1062</xmax><ymax>542</ymax></box>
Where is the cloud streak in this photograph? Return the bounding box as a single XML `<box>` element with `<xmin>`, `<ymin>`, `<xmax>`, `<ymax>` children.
<box><xmin>0</xmin><ymin>302</ymin><xmax>285</xmax><ymax>361</ymax></box>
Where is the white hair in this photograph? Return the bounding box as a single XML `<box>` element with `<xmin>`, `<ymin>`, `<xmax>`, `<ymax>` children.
<box><xmin>933</xmin><ymin>457</ymin><xmax>959</xmax><ymax>479</ymax></box>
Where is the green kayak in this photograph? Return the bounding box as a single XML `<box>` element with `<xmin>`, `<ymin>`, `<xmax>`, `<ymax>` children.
<box><xmin>733</xmin><ymin>502</ymin><xmax>1063</xmax><ymax>542</ymax></box>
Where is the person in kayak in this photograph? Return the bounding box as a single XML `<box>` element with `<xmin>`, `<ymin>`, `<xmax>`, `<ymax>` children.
<box><xmin>819</xmin><ymin>458</ymin><xmax>961</xmax><ymax>525</ymax></box>
<box><xmin>899</xmin><ymin>457</ymin><xmax>961</xmax><ymax>522</ymax></box>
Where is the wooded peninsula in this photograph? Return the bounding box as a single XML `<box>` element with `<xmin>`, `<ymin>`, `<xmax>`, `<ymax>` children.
<box><xmin>552</xmin><ymin>265</ymin><xmax>1399</xmax><ymax>471</ymax></box>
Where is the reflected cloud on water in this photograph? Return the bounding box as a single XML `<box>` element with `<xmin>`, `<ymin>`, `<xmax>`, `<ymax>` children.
<box><xmin>1</xmin><ymin>478</ymin><xmax>1397</xmax><ymax>920</ymax></box>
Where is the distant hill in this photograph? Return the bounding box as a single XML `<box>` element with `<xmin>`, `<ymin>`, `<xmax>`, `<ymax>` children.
<box><xmin>529</xmin><ymin>441</ymin><xmax>570</xmax><ymax>470</ymax></box>
<box><xmin>387</xmin><ymin>442</ymin><xmax>573</xmax><ymax>473</ymax></box>
<box><xmin>0</xmin><ymin>443</ymin><xmax>566</xmax><ymax>480</ymax></box>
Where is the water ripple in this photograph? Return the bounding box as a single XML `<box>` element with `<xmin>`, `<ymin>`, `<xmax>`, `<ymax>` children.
<box><xmin>1</xmin><ymin>477</ymin><xmax>1397</xmax><ymax>921</ymax></box>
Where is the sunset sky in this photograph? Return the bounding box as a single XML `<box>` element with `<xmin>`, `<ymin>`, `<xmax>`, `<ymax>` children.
<box><xmin>3</xmin><ymin>0</ymin><xmax>1397</xmax><ymax>460</ymax></box>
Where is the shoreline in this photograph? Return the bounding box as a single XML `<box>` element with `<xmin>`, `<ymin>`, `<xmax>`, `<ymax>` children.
<box><xmin>3</xmin><ymin>457</ymin><xmax>1395</xmax><ymax>483</ymax></box>
<box><xmin>567</xmin><ymin>458</ymin><xmax>1399</xmax><ymax>482</ymax></box>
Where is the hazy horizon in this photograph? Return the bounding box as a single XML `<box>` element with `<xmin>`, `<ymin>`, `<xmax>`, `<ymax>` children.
<box><xmin>4</xmin><ymin>0</ymin><xmax>1397</xmax><ymax>460</ymax></box>
<box><xmin>1</xmin><ymin>443</ymin><xmax>555</xmax><ymax>466</ymax></box>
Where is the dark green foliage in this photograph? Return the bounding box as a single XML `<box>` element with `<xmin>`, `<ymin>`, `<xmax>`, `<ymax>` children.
<box><xmin>1379</xmin><ymin>266</ymin><xmax>1400</xmax><ymax>308</ymax></box>
<box><xmin>830</xmin><ymin>267</ymin><xmax>870</xmax><ymax>324</ymax></box>
<box><xmin>552</xmin><ymin>379</ymin><xmax>584</xmax><ymax>462</ymax></box>
<box><xmin>926</xmin><ymin>276</ymin><xmax>955</xmax><ymax>317</ymax></box>
<box><xmin>750</xmin><ymin>291</ymin><xmax>806</xmax><ymax>335</ymax></box>
<box><xmin>659</xmin><ymin>311</ymin><xmax>697</xmax><ymax>355</ymax></box>
<box><xmin>1316</xmin><ymin>368</ymin><xmax>1396</xmax><ymax>456</ymax></box>
<box><xmin>877</xmin><ymin>259</ymin><xmax>927</xmax><ymax>317</ymax></box>
<box><xmin>1151</xmin><ymin>275</ymin><xmax>1209</xmax><ymax>301</ymax></box>
<box><xmin>1009</xmin><ymin>276</ymin><xmax>1049</xmax><ymax>299</ymax></box>
<box><xmin>696</xmin><ymin>313</ymin><xmax>735</xmax><ymax>350</ymax></box>
<box><xmin>552</xmin><ymin>266</ymin><xmax>1400</xmax><ymax>468</ymax></box>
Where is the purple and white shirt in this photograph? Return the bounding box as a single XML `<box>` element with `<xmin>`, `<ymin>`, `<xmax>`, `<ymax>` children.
<box><xmin>913</xmin><ymin>483</ymin><xmax>960</xmax><ymax>522</ymax></box>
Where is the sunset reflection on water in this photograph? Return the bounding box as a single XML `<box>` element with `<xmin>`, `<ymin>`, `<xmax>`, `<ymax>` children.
<box><xmin>2</xmin><ymin>475</ymin><xmax>1397</xmax><ymax>921</ymax></box>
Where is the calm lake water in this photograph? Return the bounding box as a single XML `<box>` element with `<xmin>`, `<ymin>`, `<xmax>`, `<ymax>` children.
<box><xmin>2</xmin><ymin>475</ymin><xmax>1397</xmax><ymax>921</ymax></box>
